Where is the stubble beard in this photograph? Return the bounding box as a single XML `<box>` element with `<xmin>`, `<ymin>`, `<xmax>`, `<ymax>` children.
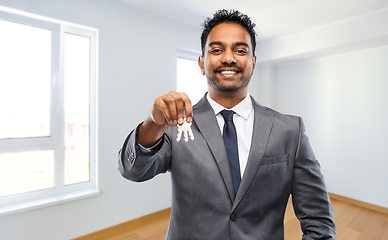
<box><xmin>206</xmin><ymin>72</ymin><xmax>251</xmax><ymax>93</ymax></box>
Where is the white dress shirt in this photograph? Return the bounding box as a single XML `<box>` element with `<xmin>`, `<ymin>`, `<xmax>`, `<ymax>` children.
<box><xmin>206</xmin><ymin>93</ymin><xmax>254</xmax><ymax>178</ymax></box>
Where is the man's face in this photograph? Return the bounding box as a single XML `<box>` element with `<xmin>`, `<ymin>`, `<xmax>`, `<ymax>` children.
<box><xmin>199</xmin><ymin>22</ymin><xmax>256</xmax><ymax>94</ymax></box>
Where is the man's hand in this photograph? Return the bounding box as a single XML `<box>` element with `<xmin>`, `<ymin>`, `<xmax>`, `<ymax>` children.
<box><xmin>138</xmin><ymin>91</ymin><xmax>192</xmax><ymax>148</ymax></box>
<box><xmin>151</xmin><ymin>91</ymin><xmax>192</xmax><ymax>126</ymax></box>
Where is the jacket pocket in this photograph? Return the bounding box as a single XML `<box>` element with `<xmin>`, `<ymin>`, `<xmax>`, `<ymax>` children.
<box><xmin>260</xmin><ymin>154</ymin><xmax>289</xmax><ymax>165</ymax></box>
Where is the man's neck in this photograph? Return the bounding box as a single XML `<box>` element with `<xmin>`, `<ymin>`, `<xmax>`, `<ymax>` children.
<box><xmin>208</xmin><ymin>89</ymin><xmax>248</xmax><ymax>109</ymax></box>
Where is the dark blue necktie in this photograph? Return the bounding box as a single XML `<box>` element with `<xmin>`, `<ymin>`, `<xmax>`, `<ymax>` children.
<box><xmin>220</xmin><ymin>110</ymin><xmax>241</xmax><ymax>196</ymax></box>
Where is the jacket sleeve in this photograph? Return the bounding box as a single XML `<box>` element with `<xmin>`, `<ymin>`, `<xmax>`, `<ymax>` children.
<box><xmin>292</xmin><ymin>117</ymin><xmax>336</xmax><ymax>239</ymax></box>
<box><xmin>118</xmin><ymin>124</ymin><xmax>172</xmax><ymax>182</ymax></box>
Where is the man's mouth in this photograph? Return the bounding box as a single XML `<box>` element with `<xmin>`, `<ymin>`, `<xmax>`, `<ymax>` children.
<box><xmin>220</xmin><ymin>70</ymin><xmax>238</xmax><ymax>75</ymax></box>
<box><xmin>216</xmin><ymin>68</ymin><xmax>243</xmax><ymax>76</ymax></box>
<box><xmin>214</xmin><ymin>64</ymin><xmax>243</xmax><ymax>77</ymax></box>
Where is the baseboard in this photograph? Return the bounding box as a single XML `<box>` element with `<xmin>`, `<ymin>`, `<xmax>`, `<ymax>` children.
<box><xmin>72</xmin><ymin>208</ymin><xmax>171</xmax><ymax>240</ymax></box>
<box><xmin>329</xmin><ymin>192</ymin><xmax>388</xmax><ymax>215</ymax></box>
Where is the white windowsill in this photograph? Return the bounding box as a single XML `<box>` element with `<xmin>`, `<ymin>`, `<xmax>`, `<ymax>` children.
<box><xmin>0</xmin><ymin>188</ymin><xmax>100</xmax><ymax>217</ymax></box>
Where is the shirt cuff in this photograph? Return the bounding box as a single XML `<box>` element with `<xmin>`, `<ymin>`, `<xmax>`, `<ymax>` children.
<box><xmin>135</xmin><ymin>123</ymin><xmax>164</xmax><ymax>156</ymax></box>
<box><xmin>137</xmin><ymin>138</ymin><xmax>163</xmax><ymax>154</ymax></box>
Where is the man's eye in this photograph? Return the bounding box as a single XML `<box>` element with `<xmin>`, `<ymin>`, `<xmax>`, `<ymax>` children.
<box><xmin>211</xmin><ymin>49</ymin><xmax>222</xmax><ymax>53</ymax></box>
<box><xmin>236</xmin><ymin>49</ymin><xmax>247</xmax><ymax>54</ymax></box>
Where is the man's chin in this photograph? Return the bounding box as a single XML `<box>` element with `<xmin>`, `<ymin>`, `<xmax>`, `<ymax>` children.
<box><xmin>207</xmin><ymin>76</ymin><xmax>250</xmax><ymax>93</ymax></box>
<box><xmin>214</xmin><ymin>83</ymin><xmax>244</xmax><ymax>93</ymax></box>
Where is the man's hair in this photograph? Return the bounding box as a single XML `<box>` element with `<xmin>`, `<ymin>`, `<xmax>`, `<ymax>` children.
<box><xmin>200</xmin><ymin>9</ymin><xmax>257</xmax><ymax>56</ymax></box>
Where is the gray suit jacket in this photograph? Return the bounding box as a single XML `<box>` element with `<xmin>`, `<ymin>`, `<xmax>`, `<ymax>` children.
<box><xmin>118</xmin><ymin>95</ymin><xmax>335</xmax><ymax>239</ymax></box>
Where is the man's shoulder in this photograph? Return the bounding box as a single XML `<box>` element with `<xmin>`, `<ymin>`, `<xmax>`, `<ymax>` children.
<box><xmin>251</xmin><ymin>98</ymin><xmax>299</xmax><ymax>120</ymax></box>
<box><xmin>251</xmin><ymin>98</ymin><xmax>301</xmax><ymax>130</ymax></box>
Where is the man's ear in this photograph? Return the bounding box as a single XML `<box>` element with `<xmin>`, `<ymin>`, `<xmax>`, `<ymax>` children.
<box><xmin>251</xmin><ymin>55</ymin><xmax>257</xmax><ymax>75</ymax></box>
<box><xmin>198</xmin><ymin>56</ymin><xmax>205</xmax><ymax>75</ymax></box>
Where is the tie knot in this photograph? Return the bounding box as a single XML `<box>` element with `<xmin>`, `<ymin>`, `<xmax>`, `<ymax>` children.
<box><xmin>220</xmin><ymin>110</ymin><xmax>234</xmax><ymax>122</ymax></box>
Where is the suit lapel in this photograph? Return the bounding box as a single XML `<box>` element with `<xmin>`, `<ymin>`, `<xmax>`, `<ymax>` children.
<box><xmin>233</xmin><ymin>98</ymin><xmax>274</xmax><ymax>210</ymax></box>
<box><xmin>193</xmin><ymin>96</ymin><xmax>236</xmax><ymax>203</ymax></box>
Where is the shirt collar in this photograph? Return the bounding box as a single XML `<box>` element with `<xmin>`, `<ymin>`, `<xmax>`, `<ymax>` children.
<box><xmin>206</xmin><ymin>93</ymin><xmax>253</xmax><ymax>120</ymax></box>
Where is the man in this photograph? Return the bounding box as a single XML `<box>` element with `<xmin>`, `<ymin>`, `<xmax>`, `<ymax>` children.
<box><xmin>119</xmin><ymin>9</ymin><xmax>335</xmax><ymax>239</ymax></box>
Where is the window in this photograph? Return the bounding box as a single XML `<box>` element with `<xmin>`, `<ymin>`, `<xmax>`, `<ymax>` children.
<box><xmin>176</xmin><ymin>50</ymin><xmax>207</xmax><ymax>105</ymax></box>
<box><xmin>0</xmin><ymin>7</ymin><xmax>98</xmax><ymax>216</ymax></box>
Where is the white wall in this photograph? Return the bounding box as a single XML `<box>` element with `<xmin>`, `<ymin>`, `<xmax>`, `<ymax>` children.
<box><xmin>255</xmin><ymin>8</ymin><xmax>388</xmax><ymax>209</ymax></box>
<box><xmin>0</xmin><ymin>0</ymin><xmax>201</xmax><ymax>239</ymax></box>
<box><xmin>275</xmin><ymin>47</ymin><xmax>388</xmax><ymax>208</ymax></box>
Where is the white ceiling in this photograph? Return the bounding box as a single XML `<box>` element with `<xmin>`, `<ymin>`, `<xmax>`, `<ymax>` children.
<box><xmin>105</xmin><ymin>0</ymin><xmax>388</xmax><ymax>43</ymax></box>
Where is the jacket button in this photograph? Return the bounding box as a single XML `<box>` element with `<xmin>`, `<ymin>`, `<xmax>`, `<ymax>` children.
<box><xmin>230</xmin><ymin>213</ymin><xmax>237</xmax><ymax>221</ymax></box>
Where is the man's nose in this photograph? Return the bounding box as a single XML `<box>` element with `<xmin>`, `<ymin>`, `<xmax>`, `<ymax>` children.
<box><xmin>221</xmin><ymin>49</ymin><xmax>236</xmax><ymax>64</ymax></box>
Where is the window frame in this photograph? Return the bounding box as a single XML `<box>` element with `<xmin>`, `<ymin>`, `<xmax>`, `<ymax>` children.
<box><xmin>0</xmin><ymin>7</ymin><xmax>99</xmax><ymax>217</ymax></box>
<box><xmin>176</xmin><ymin>48</ymin><xmax>207</xmax><ymax>104</ymax></box>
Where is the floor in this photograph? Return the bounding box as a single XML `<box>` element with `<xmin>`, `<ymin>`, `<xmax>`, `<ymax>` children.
<box><xmin>79</xmin><ymin>197</ymin><xmax>388</xmax><ymax>240</ymax></box>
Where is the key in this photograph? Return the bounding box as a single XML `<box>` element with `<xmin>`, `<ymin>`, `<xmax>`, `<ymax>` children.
<box><xmin>187</xmin><ymin>123</ymin><xmax>194</xmax><ymax>141</ymax></box>
<box><xmin>176</xmin><ymin>119</ymin><xmax>194</xmax><ymax>142</ymax></box>
<box><xmin>176</xmin><ymin>124</ymin><xmax>184</xmax><ymax>142</ymax></box>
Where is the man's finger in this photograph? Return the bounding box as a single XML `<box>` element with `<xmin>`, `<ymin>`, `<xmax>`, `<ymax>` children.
<box><xmin>180</xmin><ymin>92</ymin><xmax>193</xmax><ymax>123</ymax></box>
<box><xmin>152</xmin><ymin>97</ymin><xmax>171</xmax><ymax>125</ymax></box>
<box><xmin>163</xmin><ymin>92</ymin><xmax>179</xmax><ymax>125</ymax></box>
<box><xmin>169</xmin><ymin>91</ymin><xmax>186</xmax><ymax>125</ymax></box>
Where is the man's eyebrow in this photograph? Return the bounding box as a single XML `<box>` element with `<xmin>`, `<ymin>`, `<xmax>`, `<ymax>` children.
<box><xmin>208</xmin><ymin>41</ymin><xmax>222</xmax><ymax>47</ymax></box>
<box><xmin>235</xmin><ymin>42</ymin><xmax>249</xmax><ymax>48</ymax></box>
<box><xmin>208</xmin><ymin>41</ymin><xmax>250</xmax><ymax>48</ymax></box>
